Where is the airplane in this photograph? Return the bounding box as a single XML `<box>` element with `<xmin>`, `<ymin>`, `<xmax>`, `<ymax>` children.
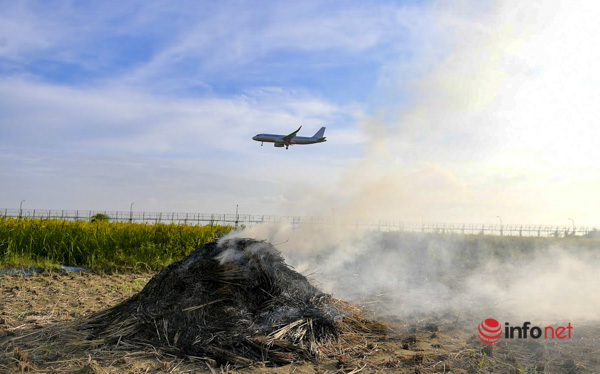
<box><xmin>252</xmin><ymin>126</ymin><xmax>326</xmax><ymax>149</ymax></box>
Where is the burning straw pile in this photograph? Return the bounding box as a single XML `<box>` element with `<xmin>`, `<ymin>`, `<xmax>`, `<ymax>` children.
<box><xmin>80</xmin><ymin>238</ymin><xmax>384</xmax><ymax>366</ymax></box>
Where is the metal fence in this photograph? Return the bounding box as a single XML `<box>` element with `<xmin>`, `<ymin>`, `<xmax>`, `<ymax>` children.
<box><xmin>1</xmin><ymin>208</ymin><xmax>598</xmax><ymax>238</ymax></box>
<box><xmin>0</xmin><ymin>208</ymin><xmax>314</xmax><ymax>227</ymax></box>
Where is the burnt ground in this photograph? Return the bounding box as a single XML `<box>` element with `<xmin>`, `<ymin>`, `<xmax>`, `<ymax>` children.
<box><xmin>1</xmin><ymin>272</ymin><xmax>599</xmax><ymax>373</ymax></box>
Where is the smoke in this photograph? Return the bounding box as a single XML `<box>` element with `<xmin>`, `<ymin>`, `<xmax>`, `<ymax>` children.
<box><xmin>278</xmin><ymin>0</ymin><xmax>600</xmax><ymax>225</ymax></box>
<box><xmin>228</xmin><ymin>1</ymin><xmax>600</xmax><ymax>324</ymax></box>
<box><xmin>227</xmin><ymin>224</ymin><xmax>600</xmax><ymax>323</ymax></box>
<box><xmin>467</xmin><ymin>246</ymin><xmax>600</xmax><ymax>321</ymax></box>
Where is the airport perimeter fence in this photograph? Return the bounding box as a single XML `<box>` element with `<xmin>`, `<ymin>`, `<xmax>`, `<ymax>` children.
<box><xmin>1</xmin><ymin>208</ymin><xmax>598</xmax><ymax>238</ymax></box>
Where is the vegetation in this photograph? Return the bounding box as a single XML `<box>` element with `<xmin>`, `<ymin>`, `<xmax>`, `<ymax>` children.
<box><xmin>90</xmin><ymin>213</ymin><xmax>110</xmax><ymax>222</ymax></box>
<box><xmin>0</xmin><ymin>217</ymin><xmax>232</xmax><ymax>272</ymax></box>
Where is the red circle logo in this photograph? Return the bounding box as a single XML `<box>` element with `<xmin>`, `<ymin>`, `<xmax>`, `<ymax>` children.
<box><xmin>478</xmin><ymin>318</ymin><xmax>502</xmax><ymax>344</ymax></box>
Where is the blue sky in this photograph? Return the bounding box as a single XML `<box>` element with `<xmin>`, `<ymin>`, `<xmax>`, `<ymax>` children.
<box><xmin>0</xmin><ymin>1</ymin><xmax>411</xmax><ymax>98</ymax></box>
<box><xmin>2</xmin><ymin>0</ymin><xmax>600</xmax><ymax>224</ymax></box>
<box><xmin>0</xmin><ymin>0</ymin><xmax>426</xmax><ymax>212</ymax></box>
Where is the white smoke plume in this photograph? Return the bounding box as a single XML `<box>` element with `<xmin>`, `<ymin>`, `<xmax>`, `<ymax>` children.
<box><xmin>227</xmin><ymin>224</ymin><xmax>600</xmax><ymax>323</ymax></box>
<box><xmin>228</xmin><ymin>1</ymin><xmax>600</xmax><ymax>325</ymax></box>
<box><xmin>278</xmin><ymin>0</ymin><xmax>600</xmax><ymax>225</ymax></box>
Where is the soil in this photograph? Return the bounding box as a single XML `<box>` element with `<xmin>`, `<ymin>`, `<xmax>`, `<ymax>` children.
<box><xmin>1</xmin><ymin>271</ymin><xmax>599</xmax><ymax>373</ymax></box>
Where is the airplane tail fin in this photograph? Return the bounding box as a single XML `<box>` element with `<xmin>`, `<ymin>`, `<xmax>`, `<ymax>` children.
<box><xmin>312</xmin><ymin>127</ymin><xmax>326</xmax><ymax>140</ymax></box>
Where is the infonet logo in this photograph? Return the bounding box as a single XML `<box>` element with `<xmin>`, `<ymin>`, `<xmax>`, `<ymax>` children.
<box><xmin>478</xmin><ymin>319</ymin><xmax>573</xmax><ymax>344</ymax></box>
<box><xmin>478</xmin><ymin>319</ymin><xmax>502</xmax><ymax>343</ymax></box>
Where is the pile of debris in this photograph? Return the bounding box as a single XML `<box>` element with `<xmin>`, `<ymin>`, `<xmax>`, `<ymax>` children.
<box><xmin>82</xmin><ymin>238</ymin><xmax>384</xmax><ymax>366</ymax></box>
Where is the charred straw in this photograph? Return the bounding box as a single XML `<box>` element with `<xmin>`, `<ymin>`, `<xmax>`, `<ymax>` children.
<box><xmin>79</xmin><ymin>238</ymin><xmax>381</xmax><ymax>366</ymax></box>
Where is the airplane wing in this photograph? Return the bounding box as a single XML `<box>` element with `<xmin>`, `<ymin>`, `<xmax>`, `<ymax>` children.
<box><xmin>282</xmin><ymin>125</ymin><xmax>302</xmax><ymax>143</ymax></box>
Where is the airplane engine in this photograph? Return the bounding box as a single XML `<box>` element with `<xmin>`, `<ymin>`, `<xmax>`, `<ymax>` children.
<box><xmin>274</xmin><ymin>143</ymin><xmax>285</xmax><ymax>147</ymax></box>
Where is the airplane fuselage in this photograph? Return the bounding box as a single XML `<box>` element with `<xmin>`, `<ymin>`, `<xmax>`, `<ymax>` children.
<box><xmin>252</xmin><ymin>134</ymin><xmax>326</xmax><ymax>145</ymax></box>
<box><xmin>252</xmin><ymin>126</ymin><xmax>326</xmax><ymax>149</ymax></box>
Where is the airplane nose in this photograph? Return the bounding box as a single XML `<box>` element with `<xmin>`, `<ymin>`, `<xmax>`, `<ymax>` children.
<box><xmin>252</xmin><ymin>136</ymin><xmax>258</xmax><ymax>140</ymax></box>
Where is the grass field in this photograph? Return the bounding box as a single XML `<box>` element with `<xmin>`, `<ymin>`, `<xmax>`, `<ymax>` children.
<box><xmin>0</xmin><ymin>217</ymin><xmax>232</xmax><ymax>272</ymax></box>
<box><xmin>2</xmin><ymin>222</ymin><xmax>600</xmax><ymax>372</ymax></box>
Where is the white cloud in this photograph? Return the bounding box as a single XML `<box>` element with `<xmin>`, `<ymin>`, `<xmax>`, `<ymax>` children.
<box><xmin>0</xmin><ymin>77</ymin><xmax>360</xmax><ymax>154</ymax></box>
<box><xmin>118</xmin><ymin>2</ymin><xmax>424</xmax><ymax>89</ymax></box>
<box><xmin>0</xmin><ymin>75</ymin><xmax>359</xmax><ymax>213</ymax></box>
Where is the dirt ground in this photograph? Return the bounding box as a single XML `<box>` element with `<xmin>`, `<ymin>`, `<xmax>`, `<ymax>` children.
<box><xmin>1</xmin><ymin>272</ymin><xmax>598</xmax><ymax>373</ymax></box>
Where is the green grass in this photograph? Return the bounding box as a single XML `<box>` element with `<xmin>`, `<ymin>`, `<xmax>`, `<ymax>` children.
<box><xmin>0</xmin><ymin>217</ymin><xmax>233</xmax><ymax>272</ymax></box>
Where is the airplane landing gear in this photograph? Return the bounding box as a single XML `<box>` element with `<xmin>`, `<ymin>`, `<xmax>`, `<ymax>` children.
<box><xmin>261</xmin><ymin>142</ymin><xmax>263</xmax><ymax>146</ymax></box>
<box><xmin>285</xmin><ymin>145</ymin><xmax>289</xmax><ymax>149</ymax></box>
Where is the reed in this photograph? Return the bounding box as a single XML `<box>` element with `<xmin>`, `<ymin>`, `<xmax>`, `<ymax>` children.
<box><xmin>0</xmin><ymin>217</ymin><xmax>232</xmax><ymax>272</ymax></box>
